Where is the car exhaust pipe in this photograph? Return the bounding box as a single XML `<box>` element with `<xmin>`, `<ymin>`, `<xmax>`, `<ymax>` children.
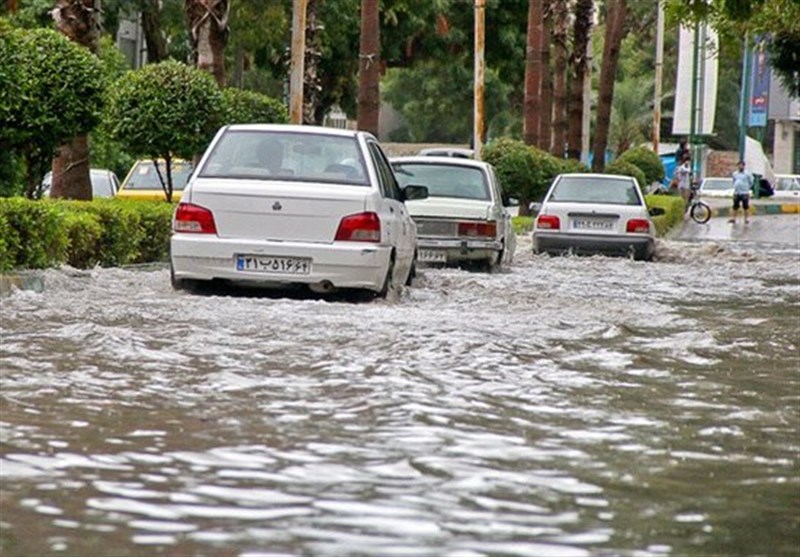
<box><xmin>309</xmin><ymin>280</ymin><xmax>335</xmax><ymax>294</ymax></box>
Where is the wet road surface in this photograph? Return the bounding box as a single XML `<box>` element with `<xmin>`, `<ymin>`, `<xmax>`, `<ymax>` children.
<box><xmin>1</xmin><ymin>234</ymin><xmax>799</xmax><ymax>557</ymax></box>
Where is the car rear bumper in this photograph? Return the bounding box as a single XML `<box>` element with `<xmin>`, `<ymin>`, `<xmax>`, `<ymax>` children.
<box><xmin>417</xmin><ymin>237</ymin><xmax>503</xmax><ymax>262</ymax></box>
<box><xmin>171</xmin><ymin>234</ymin><xmax>392</xmax><ymax>291</ymax></box>
<box><xmin>533</xmin><ymin>232</ymin><xmax>654</xmax><ymax>260</ymax></box>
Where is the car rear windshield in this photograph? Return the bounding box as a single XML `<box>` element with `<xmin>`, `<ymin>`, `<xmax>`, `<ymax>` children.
<box><xmin>123</xmin><ymin>161</ymin><xmax>193</xmax><ymax>191</ymax></box>
<box><xmin>198</xmin><ymin>130</ymin><xmax>369</xmax><ymax>186</ymax></box>
<box><xmin>392</xmin><ymin>163</ymin><xmax>489</xmax><ymax>200</ymax></box>
<box><xmin>548</xmin><ymin>176</ymin><xmax>642</xmax><ymax>205</ymax></box>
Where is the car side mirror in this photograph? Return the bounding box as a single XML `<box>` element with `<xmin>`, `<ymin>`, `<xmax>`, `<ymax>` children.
<box><xmin>648</xmin><ymin>207</ymin><xmax>665</xmax><ymax>217</ymax></box>
<box><xmin>529</xmin><ymin>202</ymin><xmax>542</xmax><ymax>215</ymax></box>
<box><xmin>503</xmin><ymin>194</ymin><xmax>519</xmax><ymax>207</ymax></box>
<box><xmin>402</xmin><ymin>184</ymin><xmax>428</xmax><ymax>202</ymax></box>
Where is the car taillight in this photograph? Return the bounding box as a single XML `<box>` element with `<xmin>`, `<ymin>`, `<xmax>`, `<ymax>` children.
<box><xmin>536</xmin><ymin>214</ymin><xmax>561</xmax><ymax>230</ymax></box>
<box><xmin>626</xmin><ymin>218</ymin><xmax>650</xmax><ymax>234</ymax></box>
<box><xmin>458</xmin><ymin>221</ymin><xmax>497</xmax><ymax>238</ymax></box>
<box><xmin>335</xmin><ymin>212</ymin><xmax>381</xmax><ymax>242</ymax></box>
<box><xmin>173</xmin><ymin>203</ymin><xmax>217</xmax><ymax>234</ymax></box>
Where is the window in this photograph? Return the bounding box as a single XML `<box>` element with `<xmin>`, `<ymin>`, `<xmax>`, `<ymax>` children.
<box><xmin>393</xmin><ymin>163</ymin><xmax>489</xmax><ymax>201</ymax></box>
<box><xmin>199</xmin><ymin>130</ymin><xmax>369</xmax><ymax>185</ymax></box>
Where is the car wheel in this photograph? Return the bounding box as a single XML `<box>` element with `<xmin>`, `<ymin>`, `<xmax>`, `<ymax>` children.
<box><xmin>170</xmin><ymin>262</ymin><xmax>198</xmax><ymax>292</ymax></box>
<box><xmin>377</xmin><ymin>254</ymin><xmax>396</xmax><ymax>299</ymax></box>
<box><xmin>404</xmin><ymin>252</ymin><xmax>417</xmax><ymax>286</ymax></box>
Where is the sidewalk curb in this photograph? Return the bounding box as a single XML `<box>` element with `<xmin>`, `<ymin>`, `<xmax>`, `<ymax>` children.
<box><xmin>711</xmin><ymin>203</ymin><xmax>799</xmax><ymax>218</ymax></box>
<box><xmin>0</xmin><ymin>272</ymin><xmax>45</xmax><ymax>296</ymax></box>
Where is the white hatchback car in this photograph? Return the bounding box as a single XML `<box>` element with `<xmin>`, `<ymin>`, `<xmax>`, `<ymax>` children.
<box><xmin>532</xmin><ymin>173</ymin><xmax>655</xmax><ymax>261</ymax></box>
<box><xmin>170</xmin><ymin>124</ymin><xmax>427</xmax><ymax>297</ymax></box>
<box><xmin>390</xmin><ymin>156</ymin><xmax>516</xmax><ymax>271</ymax></box>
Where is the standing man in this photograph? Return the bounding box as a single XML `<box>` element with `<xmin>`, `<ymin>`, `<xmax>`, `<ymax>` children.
<box><xmin>676</xmin><ymin>153</ymin><xmax>692</xmax><ymax>208</ymax></box>
<box><xmin>729</xmin><ymin>160</ymin><xmax>754</xmax><ymax>224</ymax></box>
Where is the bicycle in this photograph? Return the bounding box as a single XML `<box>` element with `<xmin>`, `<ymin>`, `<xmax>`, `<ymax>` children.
<box><xmin>686</xmin><ymin>183</ymin><xmax>712</xmax><ymax>224</ymax></box>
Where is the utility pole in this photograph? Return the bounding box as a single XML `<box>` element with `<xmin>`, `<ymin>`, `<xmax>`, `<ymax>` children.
<box><xmin>652</xmin><ymin>0</ymin><xmax>664</xmax><ymax>154</ymax></box>
<box><xmin>738</xmin><ymin>35</ymin><xmax>751</xmax><ymax>163</ymax></box>
<box><xmin>473</xmin><ymin>0</ymin><xmax>486</xmax><ymax>160</ymax></box>
<box><xmin>289</xmin><ymin>0</ymin><xmax>308</xmax><ymax>125</ymax></box>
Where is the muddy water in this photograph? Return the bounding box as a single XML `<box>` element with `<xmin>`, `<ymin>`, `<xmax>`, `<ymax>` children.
<box><xmin>1</xmin><ymin>237</ymin><xmax>798</xmax><ymax>557</ymax></box>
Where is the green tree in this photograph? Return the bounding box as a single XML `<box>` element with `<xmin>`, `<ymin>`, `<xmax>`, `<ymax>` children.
<box><xmin>222</xmin><ymin>87</ymin><xmax>289</xmax><ymax>124</ymax></box>
<box><xmin>1</xmin><ymin>26</ymin><xmax>104</xmax><ymax>199</ymax></box>
<box><xmin>105</xmin><ymin>60</ymin><xmax>224</xmax><ymax>201</ymax></box>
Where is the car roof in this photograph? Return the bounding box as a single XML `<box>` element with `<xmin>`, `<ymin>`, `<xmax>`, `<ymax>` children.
<box><xmin>222</xmin><ymin>123</ymin><xmax>370</xmax><ymax>140</ymax></box>
<box><xmin>390</xmin><ymin>155</ymin><xmax>491</xmax><ymax>170</ymax></box>
<box><xmin>557</xmin><ymin>173</ymin><xmax>636</xmax><ymax>181</ymax></box>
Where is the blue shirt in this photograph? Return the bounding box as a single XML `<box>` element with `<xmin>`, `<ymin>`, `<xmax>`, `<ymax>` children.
<box><xmin>732</xmin><ymin>170</ymin><xmax>753</xmax><ymax>195</ymax></box>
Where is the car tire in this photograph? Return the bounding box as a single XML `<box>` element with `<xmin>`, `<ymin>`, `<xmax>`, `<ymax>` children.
<box><xmin>377</xmin><ymin>254</ymin><xmax>396</xmax><ymax>299</ymax></box>
<box><xmin>404</xmin><ymin>252</ymin><xmax>417</xmax><ymax>286</ymax></box>
<box><xmin>170</xmin><ymin>262</ymin><xmax>199</xmax><ymax>293</ymax></box>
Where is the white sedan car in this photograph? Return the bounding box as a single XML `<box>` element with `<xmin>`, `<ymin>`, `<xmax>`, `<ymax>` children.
<box><xmin>170</xmin><ymin>124</ymin><xmax>427</xmax><ymax>298</ymax></box>
<box><xmin>698</xmin><ymin>176</ymin><xmax>734</xmax><ymax>198</ymax></box>
<box><xmin>390</xmin><ymin>156</ymin><xmax>516</xmax><ymax>271</ymax></box>
<box><xmin>532</xmin><ymin>173</ymin><xmax>655</xmax><ymax>261</ymax></box>
<box><xmin>773</xmin><ymin>174</ymin><xmax>800</xmax><ymax>201</ymax></box>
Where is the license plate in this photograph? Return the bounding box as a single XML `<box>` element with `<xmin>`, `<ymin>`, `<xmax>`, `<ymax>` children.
<box><xmin>236</xmin><ymin>255</ymin><xmax>311</xmax><ymax>275</ymax></box>
<box><xmin>418</xmin><ymin>249</ymin><xmax>447</xmax><ymax>263</ymax></box>
<box><xmin>572</xmin><ymin>218</ymin><xmax>614</xmax><ymax>231</ymax></box>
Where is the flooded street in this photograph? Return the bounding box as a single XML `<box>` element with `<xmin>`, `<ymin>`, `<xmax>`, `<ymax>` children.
<box><xmin>1</xmin><ymin>235</ymin><xmax>799</xmax><ymax>557</ymax></box>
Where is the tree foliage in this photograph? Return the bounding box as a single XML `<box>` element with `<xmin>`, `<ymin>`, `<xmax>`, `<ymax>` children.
<box><xmin>222</xmin><ymin>87</ymin><xmax>289</xmax><ymax>124</ymax></box>
<box><xmin>105</xmin><ymin>60</ymin><xmax>224</xmax><ymax>200</ymax></box>
<box><xmin>0</xmin><ymin>26</ymin><xmax>104</xmax><ymax>198</ymax></box>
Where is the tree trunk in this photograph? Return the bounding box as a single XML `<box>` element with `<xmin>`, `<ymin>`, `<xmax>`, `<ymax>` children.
<box><xmin>186</xmin><ymin>0</ymin><xmax>230</xmax><ymax>87</ymax></box>
<box><xmin>50</xmin><ymin>0</ymin><xmax>100</xmax><ymax>200</ymax></box>
<box><xmin>551</xmin><ymin>0</ymin><xmax>569</xmax><ymax>157</ymax></box>
<box><xmin>140</xmin><ymin>0</ymin><xmax>168</xmax><ymax>63</ymax></box>
<box><xmin>523</xmin><ymin>0</ymin><xmax>543</xmax><ymax>147</ymax></box>
<box><xmin>304</xmin><ymin>0</ymin><xmax>323</xmax><ymax>125</ymax></box>
<box><xmin>538</xmin><ymin>0</ymin><xmax>553</xmax><ymax>152</ymax></box>
<box><xmin>566</xmin><ymin>0</ymin><xmax>592</xmax><ymax>161</ymax></box>
<box><xmin>357</xmin><ymin>0</ymin><xmax>380</xmax><ymax>135</ymax></box>
<box><xmin>591</xmin><ymin>0</ymin><xmax>627</xmax><ymax>172</ymax></box>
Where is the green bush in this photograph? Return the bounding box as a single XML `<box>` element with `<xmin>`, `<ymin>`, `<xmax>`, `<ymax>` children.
<box><xmin>616</xmin><ymin>146</ymin><xmax>665</xmax><ymax>187</ymax></box>
<box><xmin>645</xmin><ymin>194</ymin><xmax>684</xmax><ymax>236</ymax></box>
<box><xmin>0</xmin><ymin>197</ymin><xmax>67</xmax><ymax>268</ymax></box>
<box><xmin>0</xmin><ymin>213</ymin><xmax>14</xmax><ymax>272</ymax></box>
<box><xmin>482</xmin><ymin>138</ymin><xmax>562</xmax><ymax>214</ymax></box>
<box><xmin>61</xmin><ymin>209</ymin><xmax>104</xmax><ymax>268</ymax></box>
<box><xmin>222</xmin><ymin>87</ymin><xmax>289</xmax><ymax>125</ymax></box>
<box><xmin>120</xmin><ymin>200</ymin><xmax>174</xmax><ymax>263</ymax></box>
<box><xmin>81</xmin><ymin>200</ymin><xmax>144</xmax><ymax>266</ymax></box>
<box><xmin>605</xmin><ymin>159</ymin><xmax>647</xmax><ymax>189</ymax></box>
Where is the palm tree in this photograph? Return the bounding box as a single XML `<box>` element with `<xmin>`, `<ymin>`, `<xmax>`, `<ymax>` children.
<box><xmin>551</xmin><ymin>0</ymin><xmax>569</xmax><ymax>157</ymax></box>
<box><xmin>538</xmin><ymin>1</ymin><xmax>553</xmax><ymax>152</ymax></box>
<box><xmin>523</xmin><ymin>0</ymin><xmax>543</xmax><ymax>147</ymax></box>
<box><xmin>357</xmin><ymin>0</ymin><xmax>380</xmax><ymax>135</ymax></box>
<box><xmin>567</xmin><ymin>0</ymin><xmax>592</xmax><ymax>161</ymax></box>
<box><xmin>591</xmin><ymin>0</ymin><xmax>628</xmax><ymax>172</ymax></box>
<box><xmin>49</xmin><ymin>0</ymin><xmax>100</xmax><ymax>200</ymax></box>
<box><xmin>186</xmin><ymin>0</ymin><xmax>230</xmax><ymax>87</ymax></box>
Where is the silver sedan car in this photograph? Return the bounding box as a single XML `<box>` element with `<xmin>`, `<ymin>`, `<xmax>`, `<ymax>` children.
<box><xmin>170</xmin><ymin>124</ymin><xmax>427</xmax><ymax>298</ymax></box>
<box><xmin>532</xmin><ymin>173</ymin><xmax>655</xmax><ymax>261</ymax></box>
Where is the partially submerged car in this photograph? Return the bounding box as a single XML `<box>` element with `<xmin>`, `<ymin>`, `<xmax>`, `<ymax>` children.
<box><xmin>116</xmin><ymin>159</ymin><xmax>194</xmax><ymax>202</ymax></box>
<box><xmin>773</xmin><ymin>174</ymin><xmax>800</xmax><ymax>201</ymax></box>
<box><xmin>532</xmin><ymin>173</ymin><xmax>655</xmax><ymax>261</ymax></box>
<box><xmin>391</xmin><ymin>156</ymin><xmax>515</xmax><ymax>271</ymax></box>
<box><xmin>170</xmin><ymin>124</ymin><xmax>427</xmax><ymax>298</ymax></box>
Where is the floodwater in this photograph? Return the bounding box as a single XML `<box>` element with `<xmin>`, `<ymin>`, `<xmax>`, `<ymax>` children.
<box><xmin>1</xmin><ymin>236</ymin><xmax>798</xmax><ymax>557</ymax></box>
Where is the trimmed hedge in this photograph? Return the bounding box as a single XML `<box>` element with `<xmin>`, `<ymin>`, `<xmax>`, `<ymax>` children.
<box><xmin>0</xmin><ymin>198</ymin><xmax>174</xmax><ymax>271</ymax></box>
<box><xmin>644</xmin><ymin>193</ymin><xmax>685</xmax><ymax>236</ymax></box>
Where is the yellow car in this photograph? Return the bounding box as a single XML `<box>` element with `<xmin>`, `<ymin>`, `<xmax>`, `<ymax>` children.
<box><xmin>116</xmin><ymin>159</ymin><xmax>194</xmax><ymax>201</ymax></box>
